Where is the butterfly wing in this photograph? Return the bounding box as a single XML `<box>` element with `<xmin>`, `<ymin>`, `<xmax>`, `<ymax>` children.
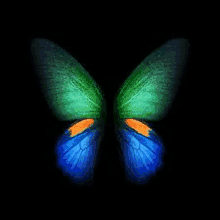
<box><xmin>30</xmin><ymin>38</ymin><xmax>106</xmax><ymax>121</ymax></box>
<box><xmin>115</xmin><ymin>38</ymin><xmax>190</xmax><ymax>121</ymax></box>
<box><xmin>115</xmin><ymin>39</ymin><xmax>190</xmax><ymax>184</ymax></box>
<box><xmin>30</xmin><ymin>39</ymin><xmax>106</xmax><ymax>184</ymax></box>
<box><xmin>117</xmin><ymin>120</ymin><xmax>164</xmax><ymax>184</ymax></box>
<box><xmin>56</xmin><ymin>120</ymin><xmax>101</xmax><ymax>184</ymax></box>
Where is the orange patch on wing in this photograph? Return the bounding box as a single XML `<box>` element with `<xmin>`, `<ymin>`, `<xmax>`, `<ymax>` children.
<box><xmin>125</xmin><ymin>119</ymin><xmax>152</xmax><ymax>137</ymax></box>
<box><xmin>68</xmin><ymin>119</ymin><xmax>94</xmax><ymax>137</ymax></box>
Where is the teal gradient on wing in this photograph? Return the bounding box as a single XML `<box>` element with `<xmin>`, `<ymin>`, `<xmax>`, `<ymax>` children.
<box><xmin>31</xmin><ymin>38</ymin><xmax>106</xmax><ymax>121</ymax></box>
<box><xmin>115</xmin><ymin>39</ymin><xmax>190</xmax><ymax>121</ymax></box>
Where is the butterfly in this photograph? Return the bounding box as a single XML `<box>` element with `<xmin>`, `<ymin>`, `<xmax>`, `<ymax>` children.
<box><xmin>31</xmin><ymin>38</ymin><xmax>190</xmax><ymax>185</ymax></box>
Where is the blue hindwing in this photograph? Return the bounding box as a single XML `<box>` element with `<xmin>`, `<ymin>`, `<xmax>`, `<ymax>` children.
<box><xmin>55</xmin><ymin>125</ymin><xmax>100</xmax><ymax>184</ymax></box>
<box><xmin>119</xmin><ymin>123</ymin><xmax>164</xmax><ymax>184</ymax></box>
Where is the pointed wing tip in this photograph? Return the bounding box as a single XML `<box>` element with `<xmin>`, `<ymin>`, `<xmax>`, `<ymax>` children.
<box><xmin>168</xmin><ymin>38</ymin><xmax>190</xmax><ymax>48</ymax></box>
<box><xmin>30</xmin><ymin>38</ymin><xmax>54</xmax><ymax>48</ymax></box>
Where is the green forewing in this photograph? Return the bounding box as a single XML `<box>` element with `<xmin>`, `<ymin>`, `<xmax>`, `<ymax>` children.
<box><xmin>31</xmin><ymin>38</ymin><xmax>105</xmax><ymax>121</ymax></box>
<box><xmin>116</xmin><ymin>39</ymin><xmax>190</xmax><ymax>121</ymax></box>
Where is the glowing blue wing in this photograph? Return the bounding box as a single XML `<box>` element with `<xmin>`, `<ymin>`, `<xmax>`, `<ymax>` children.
<box><xmin>118</xmin><ymin>122</ymin><xmax>164</xmax><ymax>184</ymax></box>
<box><xmin>55</xmin><ymin>124</ymin><xmax>101</xmax><ymax>184</ymax></box>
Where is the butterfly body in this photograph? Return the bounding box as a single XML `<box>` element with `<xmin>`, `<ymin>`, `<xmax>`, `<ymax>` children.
<box><xmin>31</xmin><ymin>37</ymin><xmax>190</xmax><ymax>185</ymax></box>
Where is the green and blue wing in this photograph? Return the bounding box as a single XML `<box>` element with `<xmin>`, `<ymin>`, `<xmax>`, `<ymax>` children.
<box><xmin>31</xmin><ymin>39</ymin><xmax>106</xmax><ymax>184</ymax></box>
<box><xmin>115</xmin><ymin>39</ymin><xmax>190</xmax><ymax>184</ymax></box>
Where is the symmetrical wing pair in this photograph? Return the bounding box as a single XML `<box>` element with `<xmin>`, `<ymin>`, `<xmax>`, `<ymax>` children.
<box><xmin>31</xmin><ymin>38</ymin><xmax>190</xmax><ymax>185</ymax></box>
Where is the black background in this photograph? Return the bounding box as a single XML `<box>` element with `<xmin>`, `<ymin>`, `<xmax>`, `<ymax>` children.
<box><xmin>26</xmin><ymin>26</ymin><xmax>202</xmax><ymax>191</ymax></box>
